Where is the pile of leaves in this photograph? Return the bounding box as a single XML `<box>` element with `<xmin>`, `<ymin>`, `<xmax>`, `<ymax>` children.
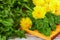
<box><xmin>0</xmin><ymin>0</ymin><xmax>34</xmax><ymax>40</ymax></box>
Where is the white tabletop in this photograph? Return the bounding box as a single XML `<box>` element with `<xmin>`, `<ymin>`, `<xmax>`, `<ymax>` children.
<box><xmin>9</xmin><ymin>34</ymin><xmax>60</xmax><ymax>40</ymax></box>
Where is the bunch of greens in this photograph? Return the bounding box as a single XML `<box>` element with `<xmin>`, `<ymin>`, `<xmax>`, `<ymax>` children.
<box><xmin>30</xmin><ymin>12</ymin><xmax>60</xmax><ymax>36</ymax></box>
<box><xmin>0</xmin><ymin>0</ymin><xmax>34</xmax><ymax>40</ymax></box>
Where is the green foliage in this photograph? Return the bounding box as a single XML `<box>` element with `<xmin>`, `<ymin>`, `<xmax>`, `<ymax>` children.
<box><xmin>0</xmin><ymin>0</ymin><xmax>60</xmax><ymax>38</ymax></box>
<box><xmin>30</xmin><ymin>12</ymin><xmax>60</xmax><ymax>36</ymax></box>
<box><xmin>0</xmin><ymin>35</ymin><xmax>6</xmax><ymax>40</ymax></box>
<box><xmin>35</xmin><ymin>18</ymin><xmax>51</xmax><ymax>36</ymax></box>
<box><xmin>46</xmin><ymin>12</ymin><xmax>56</xmax><ymax>31</ymax></box>
<box><xmin>0</xmin><ymin>0</ymin><xmax>34</xmax><ymax>40</ymax></box>
<box><xmin>54</xmin><ymin>15</ymin><xmax>60</xmax><ymax>24</ymax></box>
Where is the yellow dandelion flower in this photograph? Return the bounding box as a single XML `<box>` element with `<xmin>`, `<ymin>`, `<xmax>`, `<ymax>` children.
<box><xmin>44</xmin><ymin>4</ymin><xmax>50</xmax><ymax>11</ymax></box>
<box><xmin>57</xmin><ymin>4</ymin><xmax>60</xmax><ymax>10</ymax></box>
<box><xmin>32</xmin><ymin>6</ymin><xmax>46</xmax><ymax>19</ymax></box>
<box><xmin>54</xmin><ymin>0</ymin><xmax>60</xmax><ymax>15</ymax></box>
<box><xmin>56</xmin><ymin>0</ymin><xmax>60</xmax><ymax>10</ymax></box>
<box><xmin>44</xmin><ymin>0</ymin><xmax>52</xmax><ymax>4</ymax></box>
<box><xmin>48</xmin><ymin>0</ymin><xmax>60</xmax><ymax>15</ymax></box>
<box><xmin>32</xmin><ymin>0</ymin><xmax>45</xmax><ymax>6</ymax></box>
<box><xmin>57</xmin><ymin>0</ymin><xmax>60</xmax><ymax>10</ymax></box>
<box><xmin>49</xmin><ymin>1</ymin><xmax>57</xmax><ymax>13</ymax></box>
<box><xmin>20</xmin><ymin>17</ymin><xmax>32</xmax><ymax>29</ymax></box>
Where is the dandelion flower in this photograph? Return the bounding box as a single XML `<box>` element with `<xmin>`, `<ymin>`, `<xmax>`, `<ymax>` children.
<box><xmin>32</xmin><ymin>0</ymin><xmax>45</xmax><ymax>6</ymax></box>
<box><xmin>32</xmin><ymin>6</ymin><xmax>46</xmax><ymax>19</ymax></box>
<box><xmin>44</xmin><ymin>0</ymin><xmax>52</xmax><ymax>4</ymax></box>
<box><xmin>20</xmin><ymin>17</ymin><xmax>32</xmax><ymax>29</ymax></box>
<box><xmin>49</xmin><ymin>1</ymin><xmax>57</xmax><ymax>13</ymax></box>
<box><xmin>49</xmin><ymin>0</ymin><xmax>60</xmax><ymax>15</ymax></box>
